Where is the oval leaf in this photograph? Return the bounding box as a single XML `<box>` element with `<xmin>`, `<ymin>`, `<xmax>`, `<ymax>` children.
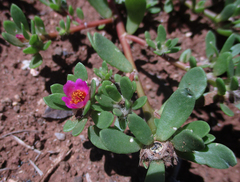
<box><xmin>63</xmin><ymin>119</ymin><xmax>78</xmax><ymax>132</ymax></box>
<box><xmin>178</xmin><ymin>67</ymin><xmax>207</xmax><ymax>99</ymax></box>
<box><xmin>30</xmin><ymin>53</ymin><xmax>43</xmax><ymax>68</ymax></box>
<box><xmin>88</xmin><ymin>126</ymin><xmax>109</xmax><ymax>151</ymax></box>
<box><xmin>213</xmin><ymin>52</ymin><xmax>232</xmax><ymax>76</ymax></box>
<box><xmin>100</xmin><ymin>128</ymin><xmax>141</xmax><ymax>154</ymax></box>
<box><xmin>87</xmin><ymin>0</ymin><xmax>112</xmax><ymax>18</ymax></box>
<box><xmin>92</xmin><ymin>111</ymin><xmax>114</xmax><ymax>129</ymax></box>
<box><xmin>10</xmin><ymin>4</ymin><xmax>29</xmax><ymax>31</ymax></box>
<box><xmin>145</xmin><ymin>161</ymin><xmax>165</xmax><ymax>182</ymax></box>
<box><xmin>132</xmin><ymin>96</ymin><xmax>147</xmax><ymax>110</ymax></box>
<box><xmin>220</xmin><ymin>103</ymin><xmax>234</xmax><ymax>117</ymax></box>
<box><xmin>93</xmin><ymin>33</ymin><xmax>133</xmax><ymax>73</ymax></box>
<box><xmin>74</xmin><ymin>62</ymin><xmax>88</xmax><ymax>81</ymax></box>
<box><xmin>155</xmin><ymin>88</ymin><xmax>196</xmax><ymax>141</ymax></box>
<box><xmin>120</xmin><ymin>76</ymin><xmax>134</xmax><ymax>100</ymax></box>
<box><xmin>128</xmin><ymin>113</ymin><xmax>153</xmax><ymax>145</ymax></box>
<box><xmin>72</xmin><ymin>118</ymin><xmax>88</xmax><ymax>136</ymax></box>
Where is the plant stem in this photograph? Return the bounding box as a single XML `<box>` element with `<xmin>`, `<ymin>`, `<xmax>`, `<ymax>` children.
<box><xmin>109</xmin><ymin>0</ymin><xmax>156</xmax><ymax>133</ymax></box>
<box><xmin>125</xmin><ymin>34</ymin><xmax>190</xmax><ymax>71</ymax></box>
<box><xmin>39</xmin><ymin>18</ymin><xmax>114</xmax><ymax>41</ymax></box>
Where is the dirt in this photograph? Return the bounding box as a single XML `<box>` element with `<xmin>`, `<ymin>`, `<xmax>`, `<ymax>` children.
<box><xmin>0</xmin><ymin>0</ymin><xmax>239</xmax><ymax>182</ymax></box>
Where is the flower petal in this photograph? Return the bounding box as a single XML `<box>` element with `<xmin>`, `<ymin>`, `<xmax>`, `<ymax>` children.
<box><xmin>75</xmin><ymin>79</ymin><xmax>89</xmax><ymax>93</ymax></box>
<box><xmin>63</xmin><ymin>80</ymin><xmax>75</xmax><ymax>97</ymax></box>
<box><xmin>62</xmin><ymin>96</ymin><xmax>78</xmax><ymax>109</ymax></box>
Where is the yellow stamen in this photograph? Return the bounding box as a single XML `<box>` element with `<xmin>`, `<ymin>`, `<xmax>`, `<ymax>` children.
<box><xmin>70</xmin><ymin>90</ymin><xmax>86</xmax><ymax>104</ymax></box>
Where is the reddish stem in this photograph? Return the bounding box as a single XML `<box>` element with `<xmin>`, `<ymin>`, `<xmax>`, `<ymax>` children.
<box><xmin>39</xmin><ymin>18</ymin><xmax>114</xmax><ymax>41</ymax></box>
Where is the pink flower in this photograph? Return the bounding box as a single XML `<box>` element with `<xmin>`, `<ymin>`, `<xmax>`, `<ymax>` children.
<box><xmin>16</xmin><ymin>34</ymin><xmax>27</xmax><ymax>42</ymax></box>
<box><xmin>62</xmin><ymin>79</ymin><xmax>90</xmax><ymax>109</ymax></box>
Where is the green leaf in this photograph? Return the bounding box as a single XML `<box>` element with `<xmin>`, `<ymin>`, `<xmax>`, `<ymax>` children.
<box><xmin>125</xmin><ymin>0</ymin><xmax>146</xmax><ymax>34</ymax></box>
<box><xmin>72</xmin><ymin>118</ymin><xmax>88</xmax><ymax>136</ymax></box>
<box><xmin>88</xmin><ymin>126</ymin><xmax>109</xmax><ymax>151</ymax></box>
<box><xmin>63</xmin><ymin>118</ymin><xmax>78</xmax><ymax>132</ymax></box>
<box><xmin>164</xmin><ymin>0</ymin><xmax>173</xmax><ymax>13</ymax></box>
<box><xmin>34</xmin><ymin>16</ymin><xmax>46</xmax><ymax>34</ymax></box>
<box><xmin>203</xmin><ymin>134</ymin><xmax>215</xmax><ymax>144</ymax></box>
<box><xmin>105</xmin><ymin>85</ymin><xmax>122</xmax><ymax>102</ymax></box>
<box><xmin>100</xmin><ymin>128</ymin><xmax>141</xmax><ymax>154</ymax></box>
<box><xmin>114</xmin><ymin>74</ymin><xmax>122</xmax><ymax>83</ymax></box>
<box><xmin>235</xmin><ymin>61</ymin><xmax>240</xmax><ymax>76</ymax></box>
<box><xmin>59</xmin><ymin>19</ymin><xmax>65</xmax><ymax>29</ymax></box>
<box><xmin>3</xmin><ymin>21</ymin><xmax>21</xmax><ymax>35</ymax></box>
<box><xmin>178</xmin><ymin>67</ymin><xmax>207</xmax><ymax>99</ymax></box>
<box><xmin>217</xmin><ymin>28</ymin><xmax>233</xmax><ymax>37</ymax></box>
<box><xmin>189</xmin><ymin>56</ymin><xmax>197</xmax><ymax>68</ymax></box>
<box><xmin>95</xmin><ymin>94</ymin><xmax>114</xmax><ymax>108</ymax></box>
<box><xmin>114</xmin><ymin>117</ymin><xmax>127</xmax><ymax>131</ymax></box>
<box><xmin>87</xmin><ymin>0</ymin><xmax>112</xmax><ymax>18</ymax></box>
<box><xmin>92</xmin><ymin>111</ymin><xmax>114</xmax><ymax>129</ymax></box>
<box><xmin>31</xmin><ymin>20</ymin><xmax>36</xmax><ymax>34</ymax></box>
<box><xmin>43</xmin><ymin>93</ymin><xmax>71</xmax><ymax>111</ymax></box>
<box><xmin>205</xmin><ymin>31</ymin><xmax>217</xmax><ymax>59</ymax></box>
<box><xmin>113</xmin><ymin>108</ymin><xmax>123</xmax><ymax>116</ymax></box>
<box><xmin>177</xmin><ymin>143</ymin><xmax>237</xmax><ymax>169</ymax></box>
<box><xmin>216</xmin><ymin>78</ymin><xmax>226</xmax><ymax>96</ymax></box>
<box><xmin>145</xmin><ymin>161</ymin><xmax>165</xmax><ymax>182</ymax></box>
<box><xmin>92</xmin><ymin>33</ymin><xmax>133</xmax><ymax>73</ymax></box>
<box><xmin>10</xmin><ymin>4</ymin><xmax>29</xmax><ymax>31</ymax></box>
<box><xmin>169</xmin><ymin>38</ymin><xmax>179</xmax><ymax>48</ymax></box>
<box><xmin>76</xmin><ymin>8</ymin><xmax>84</xmax><ymax>20</ymax></box>
<box><xmin>43</xmin><ymin>40</ymin><xmax>51</xmax><ymax>51</ymax></box>
<box><xmin>155</xmin><ymin>88</ymin><xmax>196</xmax><ymax>141</ymax></box>
<box><xmin>2</xmin><ymin>32</ymin><xmax>24</xmax><ymax>47</ymax></box>
<box><xmin>67</xmin><ymin>74</ymin><xmax>77</xmax><ymax>82</ymax></box>
<box><xmin>213</xmin><ymin>52</ymin><xmax>232</xmax><ymax>76</ymax></box>
<box><xmin>132</xmin><ymin>96</ymin><xmax>147</xmax><ymax>110</ymax></box>
<box><xmin>128</xmin><ymin>113</ymin><xmax>153</xmax><ymax>145</ymax></box>
<box><xmin>30</xmin><ymin>53</ymin><xmax>43</xmax><ymax>68</ymax></box>
<box><xmin>156</xmin><ymin>25</ymin><xmax>166</xmax><ymax>44</ymax></box>
<box><xmin>68</xmin><ymin>5</ymin><xmax>74</xmax><ymax>16</ymax></box>
<box><xmin>230</xmin><ymin>43</ymin><xmax>240</xmax><ymax>57</ymax></box>
<box><xmin>90</xmin><ymin>79</ymin><xmax>96</xmax><ymax>99</ymax></box>
<box><xmin>179</xmin><ymin>49</ymin><xmax>192</xmax><ymax>63</ymax></box>
<box><xmin>220</xmin><ymin>103</ymin><xmax>234</xmax><ymax>116</ymax></box>
<box><xmin>29</xmin><ymin>34</ymin><xmax>38</xmax><ymax>46</ymax></box>
<box><xmin>148</xmin><ymin>7</ymin><xmax>161</xmax><ymax>14</ymax></box>
<box><xmin>49</xmin><ymin>3</ymin><xmax>61</xmax><ymax>11</ymax></box>
<box><xmin>220</xmin><ymin>34</ymin><xmax>235</xmax><ymax>53</ymax></box>
<box><xmin>50</xmin><ymin>84</ymin><xmax>64</xmax><ymax>94</ymax></box>
<box><xmin>120</xmin><ymin>76</ymin><xmax>134</xmax><ymax>100</ymax></box>
<box><xmin>74</xmin><ymin>62</ymin><xmax>88</xmax><ymax>81</ymax></box>
<box><xmin>66</xmin><ymin>16</ymin><xmax>71</xmax><ymax>32</ymax></box>
<box><xmin>146</xmin><ymin>39</ymin><xmax>156</xmax><ymax>49</ymax></box>
<box><xmin>172</xmin><ymin>130</ymin><xmax>205</xmax><ymax>152</ymax></box>
<box><xmin>227</xmin><ymin>58</ymin><xmax>234</xmax><ymax>78</ymax></box>
<box><xmin>100</xmin><ymin>80</ymin><xmax>112</xmax><ymax>96</ymax></box>
<box><xmin>215</xmin><ymin>4</ymin><xmax>235</xmax><ymax>22</ymax></box>
<box><xmin>23</xmin><ymin>47</ymin><xmax>39</xmax><ymax>54</ymax></box>
<box><xmin>178</xmin><ymin>120</ymin><xmax>210</xmax><ymax>138</ymax></box>
<box><xmin>82</xmin><ymin>100</ymin><xmax>91</xmax><ymax>115</ymax></box>
<box><xmin>21</xmin><ymin>23</ymin><xmax>30</xmax><ymax>40</ymax></box>
<box><xmin>230</xmin><ymin>76</ymin><xmax>239</xmax><ymax>91</ymax></box>
<box><xmin>145</xmin><ymin>31</ymin><xmax>151</xmax><ymax>39</ymax></box>
<box><xmin>91</xmin><ymin>103</ymin><xmax>112</xmax><ymax>111</ymax></box>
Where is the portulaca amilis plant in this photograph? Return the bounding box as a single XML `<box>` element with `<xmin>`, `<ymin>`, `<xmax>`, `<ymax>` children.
<box><xmin>2</xmin><ymin>0</ymin><xmax>238</xmax><ymax>181</ymax></box>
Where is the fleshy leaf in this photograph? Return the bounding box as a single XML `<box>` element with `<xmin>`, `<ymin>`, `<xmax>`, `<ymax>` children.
<box><xmin>43</xmin><ymin>93</ymin><xmax>71</xmax><ymax>111</ymax></box>
<box><xmin>120</xmin><ymin>76</ymin><xmax>134</xmax><ymax>100</ymax></box>
<box><xmin>90</xmin><ymin>79</ymin><xmax>96</xmax><ymax>99</ymax></box>
<box><xmin>2</xmin><ymin>32</ymin><xmax>24</xmax><ymax>47</ymax></box>
<box><xmin>205</xmin><ymin>31</ymin><xmax>217</xmax><ymax>59</ymax></box>
<box><xmin>100</xmin><ymin>128</ymin><xmax>141</xmax><ymax>154</ymax></box>
<box><xmin>128</xmin><ymin>113</ymin><xmax>153</xmax><ymax>145</ymax></box>
<box><xmin>216</xmin><ymin>78</ymin><xmax>226</xmax><ymax>95</ymax></box>
<box><xmin>92</xmin><ymin>33</ymin><xmax>133</xmax><ymax>73</ymax></box>
<box><xmin>87</xmin><ymin>0</ymin><xmax>112</xmax><ymax>18</ymax></box>
<box><xmin>88</xmin><ymin>126</ymin><xmax>109</xmax><ymax>151</ymax></box>
<box><xmin>171</xmin><ymin>129</ymin><xmax>205</xmax><ymax>152</ymax></box>
<box><xmin>177</xmin><ymin>143</ymin><xmax>237</xmax><ymax>169</ymax></box>
<box><xmin>34</xmin><ymin>16</ymin><xmax>46</xmax><ymax>34</ymax></box>
<box><xmin>132</xmin><ymin>96</ymin><xmax>147</xmax><ymax>110</ymax></box>
<box><xmin>74</xmin><ymin>62</ymin><xmax>88</xmax><ymax>81</ymax></box>
<box><xmin>76</xmin><ymin>8</ymin><xmax>84</xmax><ymax>20</ymax></box>
<box><xmin>220</xmin><ymin>34</ymin><xmax>235</xmax><ymax>53</ymax></box>
<box><xmin>215</xmin><ymin>4</ymin><xmax>235</xmax><ymax>22</ymax></box>
<box><xmin>203</xmin><ymin>134</ymin><xmax>215</xmax><ymax>144</ymax></box>
<box><xmin>3</xmin><ymin>21</ymin><xmax>21</xmax><ymax>35</ymax></box>
<box><xmin>179</xmin><ymin>49</ymin><xmax>192</xmax><ymax>63</ymax></box>
<box><xmin>125</xmin><ymin>0</ymin><xmax>146</xmax><ymax>34</ymax></box>
<box><xmin>72</xmin><ymin>118</ymin><xmax>88</xmax><ymax>136</ymax></box>
<box><xmin>220</xmin><ymin>103</ymin><xmax>234</xmax><ymax>116</ymax></box>
<box><xmin>155</xmin><ymin>88</ymin><xmax>196</xmax><ymax>141</ymax></box>
<box><xmin>67</xmin><ymin>74</ymin><xmax>77</xmax><ymax>82</ymax></box>
<box><xmin>23</xmin><ymin>47</ymin><xmax>39</xmax><ymax>54</ymax></box>
<box><xmin>92</xmin><ymin>111</ymin><xmax>114</xmax><ymax>129</ymax></box>
<box><xmin>114</xmin><ymin>117</ymin><xmax>127</xmax><ymax>131</ymax></box>
<box><xmin>178</xmin><ymin>67</ymin><xmax>207</xmax><ymax>99</ymax></box>
<box><xmin>230</xmin><ymin>43</ymin><xmax>240</xmax><ymax>57</ymax></box>
<box><xmin>230</xmin><ymin>76</ymin><xmax>239</xmax><ymax>91</ymax></box>
<box><xmin>105</xmin><ymin>85</ymin><xmax>122</xmax><ymax>102</ymax></box>
<box><xmin>63</xmin><ymin>118</ymin><xmax>78</xmax><ymax>132</ymax></box>
<box><xmin>50</xmin><ymin>84</ymin><xmax>64</xmax><ymax>94</ymax></box>
<box><xmin>95</xmin><ymin>94</ymin><xmax>114</xmax><ymax>108</ymax></box>
<box><xmin>10</xmin><ymin>4</ymin><xmax>29</xmax><ymax>31</ymax></box>
<box><xmin>156</xmin><ymin>25</ymin><xmax>166</xmax><ymax>43</ymax></box>
<box><xmin>145</xmin><ymin>161</ymin><xmax>165</xmax><ymax>182</ymax></box>
<box><xmin>213</xmin><ymin>52</ymin><xmax>232</xmax><ymax>76</ymax></box>
<box><xmin>82</xmin><ymin>100</ymin><xmax>91</xmax><ymax>115</ymax></box>
<box><xmin>43</xmin><ymin>40</ymin><xmax>51</xmax><ymax>51</ymax></box>
<box><xmin>30</xmin><ymin>53</ymin><xmax>43</xmax><ymax>68</ymax></box>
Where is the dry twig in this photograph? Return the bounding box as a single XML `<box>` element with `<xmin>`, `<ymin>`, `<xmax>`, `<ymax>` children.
<box><xmin>0</xmin><ymin>130</ymin><xmax>39</xmax><ymax>139</ymax></box>
<box><xmin>29</xmin><ymin>159</ymin><xmax>43</xmax><ymax>176</ymax></box>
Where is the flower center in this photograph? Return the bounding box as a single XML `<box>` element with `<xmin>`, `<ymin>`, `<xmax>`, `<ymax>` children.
<box><xmin>70</xmin><ymin>90</ymin><xmax>86</xmax><ymax>104</ymax></box>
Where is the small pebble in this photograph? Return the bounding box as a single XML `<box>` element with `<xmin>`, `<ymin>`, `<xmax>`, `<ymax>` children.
<box><xmin>54</xmin><ymin>133</ymin><xmax>66</xmax><ymax>141</ymax></box>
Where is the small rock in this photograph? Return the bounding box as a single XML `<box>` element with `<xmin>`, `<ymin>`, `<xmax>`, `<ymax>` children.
<box><xmin>54</xmin><ymin>47</ymin><xmax>62</xmax><ymax>56</ymax></box>
<box><xmin>86</xmin><ymin>173</ymin><xmax>92</xmax><ymax>182</ymax></box>
<box><xmin>54</xmin><ymin>133</ymin><xmax>66</xmax><ymax>141</ymax></box>
<box><xmin>13</xmin><ymin>105</ymin><xmax>20</xmax><ymax>113</ymax></box>
<box><xmin>12</xmin><ymin>101</ymin><xmax>18</xmax><ymax>106</ymax></box>
<box><xmin>30</xmin><ymin>69</ymin><xmax>39</xmax><ymax>77</ymax></box>
<box><xmin>1</xmin><ymin>98</ymin><xmax>12</xmax><ymax>104</ymax></box>
<box><xmin>79</xmin><ymin>135</ymin><xmax>86</xmax><ymax>141</ymax></box>
<box><xmin>74</xmin><ymin>176</ymin><xmax>83</xmax><ymax>182</ymax></box>
<box><xmin>185</xmin><ymin>32</ymin><xmax>192</xmax><ymax>37</ymax></box>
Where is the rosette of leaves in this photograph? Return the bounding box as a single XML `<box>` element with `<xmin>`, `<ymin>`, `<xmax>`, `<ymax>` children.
<box><xmin>145</xmin><ymin>24</ymin><xmax>181</xmax><ymax>55</ymax></box>
<box><xmin>204</xmin><ymin>31</ymin><xmax>240</xmax><ymax>116</ymax></box>
<box><xmin>44</xmin><ymin>62</ymin><xmax>93</xmax><ymax>136</ymax></box>
<box><xmin>2</xmin><ymin>4</ymin><xmax>51</xmax><ymax>68</ymax></box>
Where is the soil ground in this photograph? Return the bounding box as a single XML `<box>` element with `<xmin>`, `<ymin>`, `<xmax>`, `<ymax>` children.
<box><xmin>0</xmin><ymin>0</ymin><xmax>239</xmax><ymax>182</ymax></box>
